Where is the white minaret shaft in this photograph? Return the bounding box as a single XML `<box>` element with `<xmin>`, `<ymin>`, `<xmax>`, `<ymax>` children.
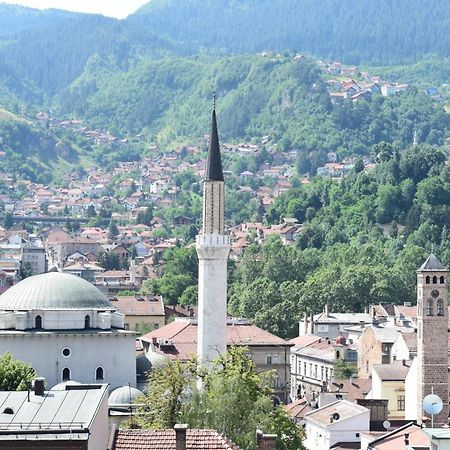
<box><xmin>196</xmin><ymin>104</ymin><xmax>230</xmax><ymax>367</ymax></box>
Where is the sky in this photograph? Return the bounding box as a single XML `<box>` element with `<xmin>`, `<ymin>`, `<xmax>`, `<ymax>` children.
<box><xmin>0</xmin><ymin>0</ymin><xmax>150</xmax><ymax>18</ymax></box>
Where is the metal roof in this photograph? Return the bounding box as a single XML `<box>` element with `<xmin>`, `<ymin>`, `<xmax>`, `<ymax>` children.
<box><xmin>0</xmin><ymin>272</ymin><xmax>114</xmax><ymax>311</ymax></box>
<box><xmin>0</xmin><ymin>385</ymin><xmax>108</xmax><ymax>440</ymax></box>
<box><xmin>418</xmin><ymin>254</ymin><xmax>447</xmax><ymax>272</ymax></box>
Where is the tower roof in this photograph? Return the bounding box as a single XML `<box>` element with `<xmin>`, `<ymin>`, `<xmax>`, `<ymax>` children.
<box><xmin>205</xmin><ymin>107</ymin><xmax>224</xmax><ymax>181</ymax></box>
<box><xmin>418</xmin><ymin>254</ymin><xmax>448</xmax><ymax>271</ymax></box>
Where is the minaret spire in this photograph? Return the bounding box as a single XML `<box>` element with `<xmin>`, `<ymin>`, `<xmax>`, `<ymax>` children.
<box><xmin>205</xmin><ymin>93</ymin><xmax>224</xmax><ymax>182</ymax></box>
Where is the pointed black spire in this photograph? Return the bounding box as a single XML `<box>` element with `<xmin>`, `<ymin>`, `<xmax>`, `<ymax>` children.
<box><xmin>205</xmin><ymin>94</ymin><xmax>224</xmax><ymax>181</ymax></box>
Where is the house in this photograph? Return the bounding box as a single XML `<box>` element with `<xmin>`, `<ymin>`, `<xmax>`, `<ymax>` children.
<box><xmin>303</xmin><ymin>399</ymin><xmax>370</xmax><ymax>450</ymax></box>
<box><xmin>0</xmin><ymin>382</ymin><xmax>109</xmax><ymax>450</ymax></box>
<box><xmin>361</xmin><ymin>422</ymin><xmax>430</xmax><ymax>450</ymax></box>
<box><xmin>140</xmin><ymin>318</ymin><xmax>292</xmax><ymax>403</ymax></box>
<box><xmin>358</xmin><ymin>326</ymin><xmax>411</xmax><ymax>379</ymax></box>
<box><xmin>367</xmin><ymin>360</ymin><xmax>411</xmax><ymax>420</ymax></box>
<box><xmin>299</xmin><ymin>305</ymin><xmax>372</xmax><ymax>339</ymax></box>
<box><xmin>110</xmin><ymin>294</ymin><xmax>165</xmax><ymax>332</ymax></box>
<box><xmin>290</xmin><ymin>335</ymin><xmax>357</xmax><ymax>401</ymax></box>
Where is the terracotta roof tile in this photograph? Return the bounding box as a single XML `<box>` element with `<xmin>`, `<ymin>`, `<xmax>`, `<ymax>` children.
<box><xmin>113</xmin><ymin>429</ymin><xmax>241</xmax><ymax>450</ymax></box>
<box><xmin>112</xmin><ymin>296</ymin><xmax>165</xmax><ymax>316</ymax></box>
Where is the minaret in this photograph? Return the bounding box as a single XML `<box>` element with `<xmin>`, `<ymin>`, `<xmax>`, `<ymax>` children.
<box><xmin>196</xmin><ymin>97</ymin><xmax>230</xmax><ymax>367</ymax></box>
<box><xmin>416</xmin><ymin>254</ymin><xmax>449</xmax><ymax>426</ymax></box>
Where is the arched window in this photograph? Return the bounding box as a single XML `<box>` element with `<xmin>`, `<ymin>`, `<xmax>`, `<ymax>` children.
<box><xmin>35</xmin><ymin>315</ymin><xmax>42</xmax><ymax>329</ymax></box>
<box><xmin>433</xmin><ymin>276</ymin><xmax>438</xmax><ymax>284</ymax></box>
<box><xmin>84</xmin><ymin>315</ymin><xmax>90</xmax><ymax>329</ymax></box>
<box><xmin>427</xmin><ymin>299</ymin><xmax>434</xmax><ymax>316</ymax></box>
<box><xmin>440</xmin><ymin>276</ymin><xmax>445</xmax><ymax>284</ymax></box>
<box><xmin>62</xmin><ymin>368</ymin><xmax>71</xmax><ymax>381</ymax></box>
<box><xmin>426</xmin><ymin>276</ymin><xmax>431</xmax><ymax>284</ymax></box>
<box><xmin>437</xmin><ymin>299</ymin><xmax>444</xmax><ymax>316</ymax></box>
<box><xmin>336</xmin><ymin>351</ymin><xmax>340</xmax><ymax>359</ymax></box>
<box><xmin>95</xmin><ymin>367</ymin><xmax>104</xmax><ymax>381</ymax></box>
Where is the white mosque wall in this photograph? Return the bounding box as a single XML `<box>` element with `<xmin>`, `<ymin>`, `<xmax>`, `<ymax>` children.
<box><xmin>0</xmin><ymin>331</ymin><xmax>136</xmax><ymax>390</ymax></box>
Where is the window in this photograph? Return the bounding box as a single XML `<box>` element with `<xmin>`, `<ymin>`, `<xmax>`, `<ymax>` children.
<box><xmin>95</xmin><ymin>367</ymin><xmax>104</xmax><ymax>381</ymax></box>
<box><xmin>336</xmin><ymin>350</ymin><xmax>340</xmax><ymax>359</ymax></box>
<box><xmin>397</xmin><ymin>395</ymin><xmax>405</xmax><ymax>411</ymax></box>
<box><xmin>272</xmin><ymin>354</ymin><xmax>280</xmax><ymax>364</ymax></box>
<box><xmin>325</xmin><ymin>368</ymin><xmax>329</xmax><ymax>380</ymax></box>
<box><xmin>303</xmin><ymin>362</ymin><xmax>307</xmax><ymax>375</ymax></box>
<box><xmin>62</xmin><ymin>368</ymin><xmax>71</xmax><ymax>381</ymax></box>
<box><xmin>427</xmin><ymin>299</ymin><xmax>434</xmax><ymax>316</ymax></box>
<box><xmin>84</xmin><ymin>315</ymin><xmax>90</xmax><ymax>329</ymax></box>
<box><xmin>437</xmin><ymin>299</ymin><xmax>444</xmax><ymax>316</ymax></box>
<box><xmin>321</xmin><ymin>367</ymin><xmax>324</xmax><ymax>380</ymax></box>
<box><xmin>266</xmin><ymin>354</ymin><xmax>272</xmax><ymax>364</ymax></box>
<box><xmin>35</xmin><ymin>315</ymin><xmax>42</xmax><ymax>329</ymax></box>
<box><xmin>426</xmin><ymin>276</ymin><xmax>430</xmax><ymax>284</ymax></box>
<box><xmin>62</xmin><ymin>348</ymin><xmax>71</xmax><ymax>357</ymax></box>
<box><xmin>124</xmin><ymin>323</ymin><xmax>130</xmax><ymax>330</ymax></box>
<box><xmin>433</xmin><ymin>276</ymin><xmax>438</xmax><ymax>284</ymax></box>
<box><xmin>440</xmin><ymin>276</ymin><xmax>445</xmax><ymax>284</ymax></box>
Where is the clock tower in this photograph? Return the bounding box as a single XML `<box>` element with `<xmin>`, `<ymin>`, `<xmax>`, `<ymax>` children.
<box><xmin>416</xmin><ymin>254</ymin><xmax>449</xmax><ymax>426</ymax></box>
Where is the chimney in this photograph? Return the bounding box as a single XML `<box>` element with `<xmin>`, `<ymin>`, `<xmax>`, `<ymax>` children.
<box><xmin>256</xmin><ymin>430</ymin><xmax>277</xmax><ymax>450</ymax></box>
<box><xmin>34</xmin><ymin>377</ymin><xmax>45</xmax><ymax>396</ymax></box>
<box><xmin>404</xmin><ymin>432</ymin><xmax>409</xmax><ymax>446</ymax></box>
<box><xmin>309</xmin><ymin>312</ymin><xmax>314</xmax><ymax>334</ymax></box>
<box><xmin>174</xmin><ymin>424</ymin><xmax>188</xmax><ymax>450</ymax></box>
<box><xmin>324</xmin><ymin>303</ymin><xmax>329</xmax><ymax>317</ymax></box>
<box><xmin>359</xmin><ymin>320</ymin><xmax>365</xmax><ymax>329</ymax></box>
<box><xmin>130</xmin><ymin>258</ymin><xmax>136</xmax><ymax>285</ymax></box>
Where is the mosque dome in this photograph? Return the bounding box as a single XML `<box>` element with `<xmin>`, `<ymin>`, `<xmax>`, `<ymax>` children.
<box><xmin>335</xmin><ymin>335</ymin><xmax>346</xmax><ymax>345</ymax></box>
<box><xmin>0</xmin><ymin>272</ymin><xmax>114</xmax><ymax>311</ymax></box>
<box><xmin>109</xmin><ymin>386</ymin><xmax>144</xmax><ymax>406</ymax></box>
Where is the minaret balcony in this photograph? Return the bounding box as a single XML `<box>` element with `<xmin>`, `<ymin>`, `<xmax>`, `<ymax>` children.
<box><xmin>196</xmin><ymin>234</ymin><xmax>230</xmax><ymax>247</ymax></box>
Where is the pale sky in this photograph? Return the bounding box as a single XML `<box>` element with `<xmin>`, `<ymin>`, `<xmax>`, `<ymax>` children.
<box><xmin>0</xmin><ymin>0</ymin><xmax>150</xmax><ymax>19</ymax></box>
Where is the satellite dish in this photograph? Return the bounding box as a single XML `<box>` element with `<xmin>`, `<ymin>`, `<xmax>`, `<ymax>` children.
<box><xmin>423</xmin><ymin>394</ymin><xmax>443</xmax><ymax>415</ymax></box>
<box><xmin>383</xmin><ymin>420</ymin><xmax>391</xmax><ymax>430</ymax></box>
<box><xmin>332</xmin><ymin>412</ymin><xmax>340</xmax><ymax>421</ymax></box>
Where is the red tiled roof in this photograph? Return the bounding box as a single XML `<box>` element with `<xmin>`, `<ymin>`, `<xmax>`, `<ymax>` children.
<box><xmin>112</xmin><ymin>296</ymin><xmax>165</xmax><ymax>316</ymax></box>
<box><xmin>140</xmin><ymin>320</ymin><xmax>289</xmax><ymax>361</ymax></box>
<box><xmin>112</xmin><ymin>429</ymin><xmax>240</xmax><ymax>450</ymax></box>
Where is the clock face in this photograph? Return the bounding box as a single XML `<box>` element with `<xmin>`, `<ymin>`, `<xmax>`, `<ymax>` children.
<box><xmin>431</xmin><ymin>289</ymin><xmax>440</xmax><ymax>298</ymax></box>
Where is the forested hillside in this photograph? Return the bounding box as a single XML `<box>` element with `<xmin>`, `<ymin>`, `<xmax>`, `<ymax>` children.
<box><xmin>59</xmin><ymin>55</ymin><xmax>450</xmax><ymax>154</ymax></box>
<box><xmin>131</xmin><ymin>0</ymin><xmax>450</xmax><ymax>65</ymax></box>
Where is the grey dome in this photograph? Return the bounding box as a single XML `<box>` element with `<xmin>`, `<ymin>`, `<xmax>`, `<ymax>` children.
<box><xmin>0</xmin><ymin>272</ymin><xmax>114</xmax><ymax>310</ymax></box>
<box><xmin>109</xmin><ymin>386</ymin><xmax>144</xmax><ymax>406</ymax></box>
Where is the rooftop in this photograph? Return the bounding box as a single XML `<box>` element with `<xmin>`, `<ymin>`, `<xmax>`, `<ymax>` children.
<box><xmin>0</xmin><ymin>272</ymin><xmax>114</xmax><ymax>311</ymax></box>
<box><xmin>418</xmin><ymin>254</ymin><xmax>447</xmax><ymax>272</ymax></box>
<box><xmin>111</xmin><ymin>428</ymin><xmax>240</xmax><ymax>450</ymax></box>
<box><xmin>0</xmin><ymin>385</ymin><xmax>108</xmax><ymax>440</ymax></box>
<box><xmin>372</xmin><ymin>360</ymin><xmax>411</xmax><ymax>381</ymax></box>
<box><xmin>304</xmin><ymin>399</ymin><xmax>369</xmax><ymax>427</ymax></box>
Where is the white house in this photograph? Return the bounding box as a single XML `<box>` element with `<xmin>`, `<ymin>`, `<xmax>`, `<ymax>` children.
<box><xmin>304</xmin><ymin>399</ymin><xmax>370</xmax><ymax>450</ymax></box>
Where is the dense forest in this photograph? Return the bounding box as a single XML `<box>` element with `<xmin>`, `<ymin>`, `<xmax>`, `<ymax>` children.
<box><xmin>131</xmin><ymin>0</ymin><xmax>450</xmax><ymax>65</ymax></box>
<box><xmin>147</xmin><ymin>143</ymin><xmax>450</xmax><ymax>339</ymax></box>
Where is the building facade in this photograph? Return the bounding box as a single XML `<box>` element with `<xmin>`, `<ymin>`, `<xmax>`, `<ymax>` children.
<box><xmin>416</xmin><ymin>254</ymin><xmax>449</xmax><ymax>426</ymax></box>
<box><xmin>0</xmin><ymin>272</ymin><xmax>136</xmax><ymax>389</ymax></box>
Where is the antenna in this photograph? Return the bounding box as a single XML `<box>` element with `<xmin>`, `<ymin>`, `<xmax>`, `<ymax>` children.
<box><xmin>382</xmin><ymin>420</ymin><xmax>391</xmax><ymax>430</ymax></box>
<box><xmin>423</xmin><ymin>392</ymin><xmax>443</xmax><ymax>428</ymax></box>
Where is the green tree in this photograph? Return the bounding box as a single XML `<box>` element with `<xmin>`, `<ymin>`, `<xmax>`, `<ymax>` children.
<box><xmin>3</xmin><ymin>212</ymin><xmax>13</xmax><ymax>230</ymax></box>
<box><xmin>334</xmin><ymin>359</ymin><xmax>357</xmax><ymax>379</ymax></box>
<box><xmin>98</xmin><ymin>251</ymin><xmax>121</xmax><ymax>270</ymax></box>
<box><xmin>0</xmin><ymin>352</ymin><xmax>36</xmax><ymax>391</ymax></box>
<box><xmin>19</xmin><ymin>261</ymin><xmax>32</xmax><ymax>280</ymax></box>
<box><xmin>108</xmin><ymin>219</ymin><xmax>119</xmax><ymax>241</ymax></box>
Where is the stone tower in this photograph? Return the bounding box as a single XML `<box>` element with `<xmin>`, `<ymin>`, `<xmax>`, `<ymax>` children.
<box><xmin>416</xmin><ymin>254</ymin><xmax>449</xmax><ymax>426</ymax></box>
<box><xmin>196</xmin><ymin>102</ymin><xmax>230</xmax><ymax>367</ymax></box>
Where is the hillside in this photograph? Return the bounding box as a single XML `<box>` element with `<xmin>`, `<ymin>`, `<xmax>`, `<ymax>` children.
<box><xmin>130</xmin><ymin>0</ymin><xmax>450</xmax><ymax>65</ymax></box>
<box><xmin>58</xmin><ymin>55</ymin><xmax>450</xmax><ymax>155</ymax></box>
